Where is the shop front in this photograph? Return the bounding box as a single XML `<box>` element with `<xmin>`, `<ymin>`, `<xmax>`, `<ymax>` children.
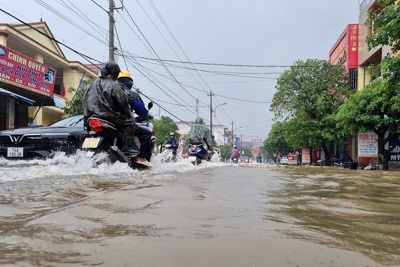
<box><xmin>0</xmin><ymin>21</ymin><xmax>97</xmax><ymax>129</ymax></box>
<box><xmin>329</xmin><ymin>24</ymin><xmax>359</xmax><ymax>162</ymax></box>
<box><xmin>0</xmin><ymin>44</ymin><xmax>56</xmax><ymax>130</ymax></box>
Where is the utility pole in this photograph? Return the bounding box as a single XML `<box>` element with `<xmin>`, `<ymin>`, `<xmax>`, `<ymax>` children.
<box><xmin>231</xmin><ymin>121</ymin><xmax>234</xmax><ymax>145</ymax></box>
<box><xmin>208</xmin><ymin>90</ymin><xmax>215</xmax><ymax>134</ymax></box>
<box><xmin>196</xmin><ymin>98</ymin><xmax>199</xmax><ymax>117</ymax></box>
<box><xmin>241</xmin><ymin>134</ymin><xmax>243</xmax><ymax>152</ymax></box>
<box><xmin>109</xmin><ymin>0</ymin><xmax>115</xmax><ymax>61</ymax></box>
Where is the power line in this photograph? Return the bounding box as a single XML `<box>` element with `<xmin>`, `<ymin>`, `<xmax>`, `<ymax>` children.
<box><xmin>0</xmin><ymin>8</ymin><xmax>102</xmax><ymax>66</ymax></box>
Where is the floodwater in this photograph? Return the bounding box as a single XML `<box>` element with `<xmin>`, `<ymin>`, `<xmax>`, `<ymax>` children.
<box><xmin>0</xmin><ymin>152</ymin><xmax>399</xmax><ymax>267</ymax></box>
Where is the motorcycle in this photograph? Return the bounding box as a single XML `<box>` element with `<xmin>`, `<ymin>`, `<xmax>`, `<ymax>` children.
<box><xmin>188</xmin><ymin>141</ymin><xmax>208</xmax><ymax>165</ymax></box>
<box><xmin>231</xmin><ymin>157</ymin><xmax>239</xmax><ymax>164</ymax></box>
<box><xmin>160</xmin><ymin>144</ymin><xmax>177</xmax><ymax>163</ymax></box>
<box><xmin>81</xmin><ymin>103</ymin><xmax>154</xmax><ymax>169</ymax></box>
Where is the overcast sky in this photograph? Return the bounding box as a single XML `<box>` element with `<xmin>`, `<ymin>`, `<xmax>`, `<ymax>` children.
<box><xmin>1</xmin><ymin>0</ymin><xmax>361</xmax><ymax>141</ymax></box>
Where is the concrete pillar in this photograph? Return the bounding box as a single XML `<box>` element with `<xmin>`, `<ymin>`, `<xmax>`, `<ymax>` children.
<box><xmin>6</xmin><ymin>98</ymin><xmax>15</xmax><ymax>129</ymax></box>
<box><xmin>0</xmin><ymin>32</ymin><xmax>8</xmax><ymax>46</ymax></box>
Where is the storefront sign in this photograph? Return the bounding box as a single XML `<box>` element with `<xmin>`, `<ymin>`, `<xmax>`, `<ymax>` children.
<box><xmin>358</xmin><ymin>132</ymin><xmax>378</xmax><ymax>157</ymax></box>
<box><xmin>0</xmin><ymin>45</ymin><xmax>56</xmax><ymax>97</ymax></box>
<box><xmin>389</xmin><ymin>133</ymin><xmax>400</xmax><ymax>161</ymax></box>
<box><xmin>288</xmin><ymin>153</ymin><xmax>297</xmax><ymax>165</ymax></box>
<box><xmin>53</xmin><ymin>95</ymin><xmax>66</xmax><ymax>109</ymax></box>
<box><xmin>329</xmin><ymin>24</ymin><xmax>358</xmax><ymax>70</ymax></box>
<box><xmin>301</xmin><ymin>148</ymin><xmax>310</xmax><ymax>164</ymax></box>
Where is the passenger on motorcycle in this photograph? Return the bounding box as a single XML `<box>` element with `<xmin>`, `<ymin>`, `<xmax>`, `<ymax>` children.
<box><xmin>230</xmin><ymin>145</ymin><xmax>240</xmax><ymax>161</ymax></box>
<box><xmin>117</xmin><ymin>70</ymin><xmax>150</xmax><ymax>122</ymax></box>
<box><xmin>162</xmin><ymin>132</ymin><xmax>179</xmax><ymax>156</ymax></box>
<box><xmin>82</xmin><ymin>62</ymin><xmax>151</xmax><ymax>166</ymax></box>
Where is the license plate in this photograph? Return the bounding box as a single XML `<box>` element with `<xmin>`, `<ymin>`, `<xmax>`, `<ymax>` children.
<box><xmin>189</xmin><ymin>156</ymin><xmax>196</xmax><ymax>162</ymax></box>
<box><xmin>82</xmin><ymin>137</ymin><xmax>101</xmax><ymax>149</ymax></box>
<box><xmin>7</xmin><ymin>147</ymin><xmax>23</xmax><ymax>157</ymax></box>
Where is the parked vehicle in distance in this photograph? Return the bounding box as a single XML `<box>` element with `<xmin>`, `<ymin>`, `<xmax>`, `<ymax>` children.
<box><xmin>280</xmin><ymin>156</ymin><xmax>289</xmax><ymax>165</ymax></box>
<box><xmin>240</xmin><ymin>156</ymin><xmax>251</xmax><ymax>163</ymax></box>
<box><xmin>0</xmin><ymin>115</ymin><xmax>87</xmax><ymax>160</ymax></box>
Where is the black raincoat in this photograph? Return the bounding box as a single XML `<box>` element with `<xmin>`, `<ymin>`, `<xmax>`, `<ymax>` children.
<box><xmin>83</xmin><ymin>74</ymin><xmax>135</xmax><ymax>135</ymax></box>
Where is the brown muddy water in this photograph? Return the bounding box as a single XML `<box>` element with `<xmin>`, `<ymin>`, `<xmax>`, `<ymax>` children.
<box><xmin>0</xmin><ymin>153</ymin><xmax>399</xmax><ymax>267</ymax></box>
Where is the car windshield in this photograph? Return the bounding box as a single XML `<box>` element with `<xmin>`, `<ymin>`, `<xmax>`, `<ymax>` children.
<box><xmin>48</xmin><ymin>115</ymin><xmax>84</xmax><ymax>128</ymax></box>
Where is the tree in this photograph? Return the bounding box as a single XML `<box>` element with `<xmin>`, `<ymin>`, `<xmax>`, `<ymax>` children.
<box><xmin>218</xmin><ymin>144</ymin><xmax>232</xmax><ymax>162</ymax></box>
<box><xmin>270</xmin><ymin>59</ymin><xmax>352</xmax><ymax>165</ymax></box>
<box><xmin>366</xmin><ymin>0</ymin><xmax>400</xmax><ymax>88</ymax></box>
<box><xmin>152</xmin><ymin>116</ymin><xmax>179</xmax><ymax>149</ymax></box>
<box><xmin>262</xmin><ymin>121</ymin><xmax>294</xmax><ymax>160</ymax></box>
<box><xmin>63</xmin><ymin>80</ymin><xmax>92</xmax><ymax>116</ymax></box>
<box><xmin>337</xmin><ymin>78</ymin><xmax>400</xmax><ymax>170</ymax></box>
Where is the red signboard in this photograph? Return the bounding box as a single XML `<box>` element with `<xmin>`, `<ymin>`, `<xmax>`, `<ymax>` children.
<box><xmin>287</xmin><ymin>153</ymin><xmax>297</xmax><ymax>165</ymax></box>
<box><xmin>302</xmin><ymin>148</ymin><xmax>310</xmax><ymax>164</ymax></box>
<box><xmin>329</xmin><ymin>24</ymin><xmax>358</xmax><ymax>70</ymax></box>
<box><xmin>0</xmin><ymin>45</ymin><xmax>56</xmax><ymax>97</ymax></box>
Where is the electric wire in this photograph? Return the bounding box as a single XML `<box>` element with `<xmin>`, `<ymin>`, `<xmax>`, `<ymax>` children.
<box><xmin>0</xmin><ymin>8</ymin><xmax>102</xmax><ymax>66</ymax></box>
<box><xmin>34</xmin><ymin>0</ymin><xmax>109</xmax><ymax>46</ymax></box>
<box><xmin>117</xmin><ymin>4</ymin><xmax>199</xmax><ymax>103</ymax></box>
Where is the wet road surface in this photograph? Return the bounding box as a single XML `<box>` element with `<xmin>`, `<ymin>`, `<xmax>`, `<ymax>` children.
<box><xmin>0</xmin><ymin>153</ymin><xmax>399</xmax><ymax>266</ymax></box>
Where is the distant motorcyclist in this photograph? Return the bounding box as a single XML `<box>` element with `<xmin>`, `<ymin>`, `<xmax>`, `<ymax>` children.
<box><xmin>230</xmin><ymin>145</ymin><xmax>240</xmax><ymax>161</ymax></box>
<box><xmin>257</xmin><ymin>153</ymin><xmax>262</xmax><ymax>163</ymax></box>
<box><xmin>187</xmin><ymin>117</ymin><xmax>215</xmax><ymax>159</ymax></box>
<box><xmin>82</xmin><ymin>62</ymin><xmax>151</xmax><ymax>166</ymax></box>
<box><xmin>117</xmin><ymin>70</ymin><xmax>150</xmax><ymax>122</ymax></box>
<box><xmin>163</xmin><ymin>132</ymin><xmax>179</xmax><ymax>156</ymax></box>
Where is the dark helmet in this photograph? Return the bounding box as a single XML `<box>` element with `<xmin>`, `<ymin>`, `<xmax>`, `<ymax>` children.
<box><xmin>194</xmin><ymin>117</ymin><xmax>204</xmax><ymax>125</ymax></box>
<box><xmin>100</xmin><ymin>61</ymin><xmax>121</xmax><ymax>80</ymax></box>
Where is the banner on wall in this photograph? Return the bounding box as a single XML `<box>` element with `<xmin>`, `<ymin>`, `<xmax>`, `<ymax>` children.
<box><xmin>302</xmin><ymin>148</ymin><xmax>310</xmax><ymax>164</ymax></box>
<box><xmin>0</xmin><ymin>44</ymin><xmax>56</xmax><ymax>97</ymax></box>
<box><xmin>358</xmin><ymin>132</ymin><xmax>378</xmax><ymax>157</ymax></box>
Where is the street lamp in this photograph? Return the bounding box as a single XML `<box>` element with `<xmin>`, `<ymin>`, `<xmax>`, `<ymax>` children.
<box><xmin>213</xmin><ymin>103</ymin><xmax>227</xmax><ymax>117</ymax></box>
<box><xmin>210</xmin><ymin>101</ymin><xmax>227</xmax><ymax>135</ymax></box>
<box><xmin>231</xmin><ymin>125</ymin><xmax>243</xmax><ymax>146</ymax></box>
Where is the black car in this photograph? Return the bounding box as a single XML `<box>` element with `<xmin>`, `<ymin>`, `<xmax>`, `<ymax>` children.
<box><xmin>0</xmin><ymin>115</ymin><xmax>87</xmax><ymax>159</ymax></box>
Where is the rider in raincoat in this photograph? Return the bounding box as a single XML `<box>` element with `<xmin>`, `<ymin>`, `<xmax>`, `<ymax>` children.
<box><xmin>82</xmin><ymin>61</ymin><xmax>151</xmax><ymax>165</ymax></box>
<box><xmin>187</xmin><ymin>117</ymin><xmax>215</xmax><ymax>157</ymax></box>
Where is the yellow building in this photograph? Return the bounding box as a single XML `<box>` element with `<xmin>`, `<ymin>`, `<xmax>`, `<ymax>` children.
<box><xmin>0</xmin><ymin>21</ymin><xmax>97</xmax><ymax>130</ymax></box>
<box><xmin>358</xmin><ymin>0</ymin><xmax>391</xmax><ymax>90</ymax></box>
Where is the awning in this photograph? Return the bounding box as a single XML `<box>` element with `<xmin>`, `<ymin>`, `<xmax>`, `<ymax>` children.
<box><xmin>0</xmin><ymin>88</ymin><xmax>35</xmax><ymax>105</ymax></box>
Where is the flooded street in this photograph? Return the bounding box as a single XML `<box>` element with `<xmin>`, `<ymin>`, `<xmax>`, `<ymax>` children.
<box><xmin>0</xmin><ymin>153</ymin><xmax>399</xmax><ymax>267</ymax></box>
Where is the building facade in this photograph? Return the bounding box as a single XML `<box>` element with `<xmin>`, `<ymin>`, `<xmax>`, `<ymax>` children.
<box><xmin>329</xmin><ymin>24</ymin><xmax>359</xmax><ymax>162</ymax></box>
<box><xmin>0</xmin><ymin>21</ymin><xmax>97</xmax><ymax>130</ymax></box>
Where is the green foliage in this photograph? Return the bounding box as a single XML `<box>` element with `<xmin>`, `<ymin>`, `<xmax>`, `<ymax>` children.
<box><xmin>152</xmin><ymin>116</ymin><xmax>179</xmax><ymax>147</ymax></box>
<box><xmin>337</xmin><ymin>78</ymin><xmax>400</xmax><ymax>169</ymax></box>
<box><xmin>366</xmin><ymin>0</ymin><xmax>400</xmax><ymax>87</ymax></box>
<box><xmin>270</xmin><ymin>59</ymin><xmax>352</xmax><ymax>164</ymax></box>
<box><xmin>63</xmin><ymin>80</ymin><xmax>92</xmax><ymax>116</ymax></box>
<box><xmin>218</xmin><ymin>144</ymin><xmax>232</xmax><ymax>161</ymax></box>
<box><xmin>262</xmin><ymin>121</ymin><xmax>294</xmax><ymax>157</ymax></box>
<box><xmin>241</xmin><ymin>146</ymin><xmax>253</xmax><ymax>157</ymax></box>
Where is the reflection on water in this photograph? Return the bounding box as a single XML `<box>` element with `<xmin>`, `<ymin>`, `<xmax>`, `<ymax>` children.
<box><xmin>1</xmin><ymin>154</ymin><xmax>400</xmax><ymax>266</ymax></box>
<box><xmin>264</xmin><ymin>166</ymin><xmax>400</xmax><ymax>265</ymax></box>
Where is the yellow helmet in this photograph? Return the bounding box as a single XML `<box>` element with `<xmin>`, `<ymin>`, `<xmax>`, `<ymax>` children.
<box><xmin>117</xmin><ymin>70</ymin><xmax>132</xmax><ymax>80</ymax></box>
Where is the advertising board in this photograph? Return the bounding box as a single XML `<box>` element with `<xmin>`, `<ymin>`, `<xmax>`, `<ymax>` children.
<box><xmin>0</xmin><ymin>44</ymin><xmax>56</xmax><ymax>97</ymax></box>
<box><xmin>358</xmin><ymin>132</ymin><xmax>378</xmax><ymax>157</ymax></box>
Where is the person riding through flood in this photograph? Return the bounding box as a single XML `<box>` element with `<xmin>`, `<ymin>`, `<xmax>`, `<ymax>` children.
<box><xmin>187</xmin><ymin>117</ymin><xmax>215</xmax><ymax>160</ymax></box>
<box><xmin>230</xmin><ymin>145</ymin><xmax>240</xmax><ymax>161</ymax></box>
<box><xmin>162</xmin><ymin>132</ymin><xmax>179</xmax><ymax>157</ymax></box>
<box><xmin>82</xmin><ymin>61</ymin><xmax>151</xmax><ymax>166</ymax></box>
<box><xmin>117</xmin><ymin>70</ymin><xmax>151</xmax><ymax>122</ymax></box>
